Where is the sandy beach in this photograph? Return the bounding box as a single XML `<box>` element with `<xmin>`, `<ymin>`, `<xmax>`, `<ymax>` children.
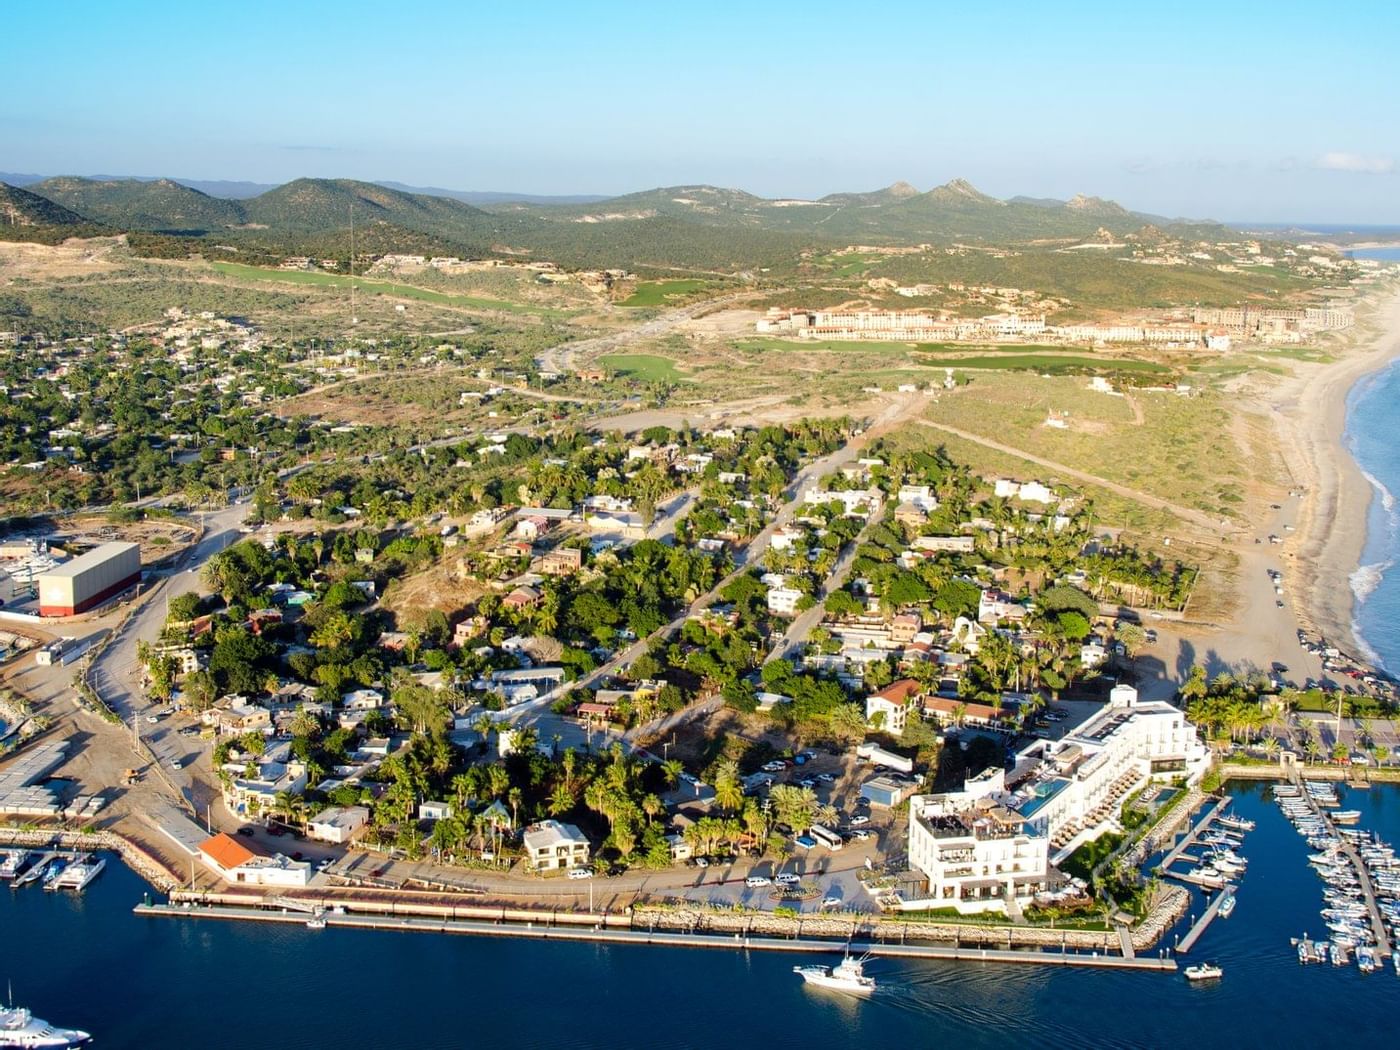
<box><xmin>1274</xmin><ymin>288</ymin><xmax>1400</xmax><ymax>659</ymax></box>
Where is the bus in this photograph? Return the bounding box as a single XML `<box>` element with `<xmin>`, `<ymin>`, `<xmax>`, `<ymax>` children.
<box><xmin>809</xmin><ymin>824</ymin><xmax>844</xmax><ymax>851</ymax></box>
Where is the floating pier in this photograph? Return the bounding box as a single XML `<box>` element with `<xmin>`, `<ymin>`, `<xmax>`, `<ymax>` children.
<box><xmin>1159</xmin><ymin>796</ymin><xmax>1234</xmax><ymax>871</ymax></box>
<box><xmin>1176</xmin><ymin>884</ymin><xmax>1236</xmax><ymax>954</ymax></box>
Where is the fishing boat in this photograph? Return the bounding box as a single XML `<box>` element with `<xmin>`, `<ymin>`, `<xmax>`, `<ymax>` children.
<box><xmin>38</xmin><ymin>861</ymin><xmax>64</xmax><ymax>890</ymax></box>
<box><xmin>306</xmin><ymin>913</ymin><xmax>327</xmax><ymax>930</ymax></box>
<box><xmin>794</xmin><ymin>953</ymin><xmax>876</xmax><ymax>996</ymax></box>
<box><xmin>1333</xmin><ymin>810</ymin><xmax>1362</xmax><ymax>825</ymax></box>
<box><xmin>1218</xmin><ymin>892</ymin><xmax>1236</xmax><ymax>918</ymax></box>
<box><xmin>1184</xmin><ymin>962</ymin><xmax>1223</xmax><ymax>981</ymax></box>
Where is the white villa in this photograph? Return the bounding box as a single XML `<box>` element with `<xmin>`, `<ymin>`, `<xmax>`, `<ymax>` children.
<box><xmin>522</xmin><ymin>819</ymin><xmax>591</xmax><ymax>871</ymax></box>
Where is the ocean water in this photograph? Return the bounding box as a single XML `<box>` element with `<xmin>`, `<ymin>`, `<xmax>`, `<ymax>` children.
<box><xmin>1346</xmin><ymin>360</ymin><xmax>1400</xmax><ymax>671</ymax></box>
<box><xmin>6</xmin><ymin>783</ymin><xmax>1400</xmax><ymax>1050</ymax></box>
<box><xmin>1350</xmin><ymin>248</ymin><xmax>1400</xmax><ymax>262</ymax></box>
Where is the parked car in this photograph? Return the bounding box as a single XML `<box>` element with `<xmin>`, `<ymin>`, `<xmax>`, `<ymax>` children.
<box><xmin>849</xmin><ymin>814</ymin><xmax>871</xmax><ymax>826</ymax></box>
<box><xmin>849</xmin><ymin>829</ymin><xmax>873</xmax><ymax>841</ymax></box>
<box><xmin>236</xmin><ymin>826</ymin><xmax>256</xmax><ymax>838</ymax></box>
<box><xmin>822</xmin><ymin>896</ymin><xmax>842</xmax><ymax>908</ymax></box>
<box><xmin>775</xmin><ymin>873</ymin><xmax>801</xmax><ymax>885</ymax></box>
<box><xmin>816</xmin><ymin>773</ymin><xmax>835</xmax><ymax>783</ymax></box>
<box><xmin>745</xmin><ymin>875</ymin><xmax>771</xmax><ymax>888</ymax></box>
<box><xmin>567</xmin><ymin>867</ymin><xmax>593</xmax><ymax>880</ymax></box>
<box><xmin>694</xmin><ymin>857</ymin><xmax>709</xmax><ymax>868</ymax></box>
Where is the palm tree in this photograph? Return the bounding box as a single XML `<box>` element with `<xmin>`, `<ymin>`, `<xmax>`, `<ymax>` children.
<box><xmin>712</xmin><ymin>760</ymin><xmax>744</xmax><ymax>812</ymax></box>
<box><xmin>661</xmin><ymin>758</ymin><xmax>683</xmax><ymax>788</ymax></box>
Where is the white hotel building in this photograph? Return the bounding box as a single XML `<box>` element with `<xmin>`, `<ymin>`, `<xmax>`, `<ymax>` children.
<box><xmin>904</xmin><ymin>685</ymin><xmax>1208</xmax><ymax>913</ymax></box>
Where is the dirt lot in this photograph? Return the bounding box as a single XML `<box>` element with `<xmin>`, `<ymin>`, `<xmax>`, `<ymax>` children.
<box><xmin>54</xmin><ymin>514</ymin><xmax>199</xmax><ymax>566</ymax></box>
<box><xmin>0</xmin><ymin>236</ymin><xmax>130</xmax><ymax>279</ymax></box>
<box><xmin>378</xmin><ymin>557</ymin><xmax>489</xmax><ymax>624</ymax></box>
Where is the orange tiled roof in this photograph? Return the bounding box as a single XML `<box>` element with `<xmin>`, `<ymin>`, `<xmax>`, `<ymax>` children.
<box><xmin>199</xmin><ymin>832</ymin><xmax>258</xmax><ymax>870</ymax></box>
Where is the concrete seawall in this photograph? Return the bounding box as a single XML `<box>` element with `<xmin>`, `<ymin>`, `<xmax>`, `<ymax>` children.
<box><xmin>135</xmin><ymin>901</ymin><xmax>1176</xmax><ymax>971</ymax></box>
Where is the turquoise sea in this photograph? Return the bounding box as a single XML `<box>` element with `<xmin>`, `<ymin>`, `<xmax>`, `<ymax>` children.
<box><xmin>7</xmin><ymin>782</ymin><xmax>1400</xmax><ymax>1050</ymax></box>
<box><xmin>1345</xmin><ymin>359</ymin><xmax>1400</xmax><ymax>672</ymax></box>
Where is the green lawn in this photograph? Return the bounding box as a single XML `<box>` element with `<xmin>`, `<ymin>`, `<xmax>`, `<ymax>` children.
<box><xmin>600</xmin><ymin>353</ymin><xmax>683</xmax><ymax>382</ymax></box>
<box><xmin>619</xmin><ymin>279</ymin><xmax>713</xmax><ymax>307</ymax></box>
<box><xmin>208</xmin><ymin>262</ymin><xmax>572</xmax><ymax>318</ymax></box>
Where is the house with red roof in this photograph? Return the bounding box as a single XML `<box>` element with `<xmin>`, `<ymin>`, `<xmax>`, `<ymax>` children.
<box><xmin>865</xmin><ymin>678</ymin><xmax>921</xmax><ymax>737</ymax></box>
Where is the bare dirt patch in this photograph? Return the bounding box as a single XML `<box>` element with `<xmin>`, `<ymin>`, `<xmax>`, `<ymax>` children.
<box><xmin>379</xmin><ymin>558</ymin><xmax>489</xmax><ymax>624</ymax></box>
<box><xmin>0</xmin><ymin>236</ymin><xmax>129</xmax><ymax>279</ymax></box>
<box><xmin>30</xmin><ymin>514</ymin><xmax>199</xmax><ymax>566</ymax></box>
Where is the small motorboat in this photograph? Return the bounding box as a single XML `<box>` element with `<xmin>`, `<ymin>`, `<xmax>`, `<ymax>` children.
<box><xmin>1184</xmin><ymin>962</ymin><xmax>1223</xmax><ymax>981</ymax></box>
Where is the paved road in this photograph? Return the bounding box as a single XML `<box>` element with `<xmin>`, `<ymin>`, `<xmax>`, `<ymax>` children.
<box><xmin>766</xmin><ymin>516</ymin><xmax>877</xmax><ymax>666</ymax></box>
<box><xmin>87</xmin><ymin>502</ymin><xmax>250</xmax><ymax>804</ymax></box>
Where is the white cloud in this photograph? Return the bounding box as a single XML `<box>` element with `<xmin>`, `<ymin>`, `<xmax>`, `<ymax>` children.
<box><xmin>1317</xmin><ymin>152</ymin><xmax>1395</xmax><ymax>174</ymax></box>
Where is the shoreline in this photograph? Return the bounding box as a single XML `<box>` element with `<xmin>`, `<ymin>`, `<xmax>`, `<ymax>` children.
<box><xmin>1274</xmin><ymin>287</ymin><xmax>1400</xmax><ymax>662</ymax></box>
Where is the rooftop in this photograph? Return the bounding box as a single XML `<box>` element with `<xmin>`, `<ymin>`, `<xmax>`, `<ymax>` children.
<box><xmin>41</xmin><ymin>541</ymin><xmax>139</xmax><ymax>579</ymax></box>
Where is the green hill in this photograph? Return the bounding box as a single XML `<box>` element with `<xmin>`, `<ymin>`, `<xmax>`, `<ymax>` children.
<box><xmin>28</xmin><ymin>176</ymin><xmax>244</xmax><ymax>232</ymax></box>
<box><xmin>499</xmin><ymin>177</ymin><xmax>1223</xmax><ymax>244</ymax></box>
<box><xmin>242</xmin><ymin>178</ymin><xmax>494</xmax><ymax>238</ymax></box>
<box><xmin>0</xmin><ymin>182</ymin><xmax>90</xmax><ymax>228</ymax></box>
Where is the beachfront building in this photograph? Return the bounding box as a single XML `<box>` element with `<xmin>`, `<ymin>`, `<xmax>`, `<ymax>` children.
<box><xmin>905</xmin><ymin>770</ymin><xmax>1051</xmax><ymax>915</ymax></box>
<box><xmin>198</xmin><ymin>832</ymin><xmax>312</xmax><ymax>887</ymax></box>
<box><xmin>1010</xmin><ymin>685</ymin><xmax>1210</xmax><ymax>858</ymax></box>
<box><xmin>522</xmin><ymin>819</ymin><xmax>591</xmax><ymax>871</ymax></box>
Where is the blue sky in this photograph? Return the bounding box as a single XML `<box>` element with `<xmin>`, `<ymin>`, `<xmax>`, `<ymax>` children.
<box><xmin>6</xmin><ymin>0</ymin><xmax>1398</xmax><ymax>221</ymax></box>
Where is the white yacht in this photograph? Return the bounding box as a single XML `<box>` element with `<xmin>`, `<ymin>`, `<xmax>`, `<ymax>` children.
<box><xmin>0</xmin><ymin>851</ymin><xmax>31</xmax><ymax>881</ymax></box>
<box><xmin>0</xmin><ymin>1004</ymin><xmax>91</xmax><ymax>1048</ymax></box>
<box><xmin>794</xmin><ymin>953</ymin><xmax>876</xmax><ymax>996</ymax></box>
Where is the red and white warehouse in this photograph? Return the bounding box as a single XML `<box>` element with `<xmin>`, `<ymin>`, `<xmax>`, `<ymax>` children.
<box><xmin>38</xmin><ymin>541</ymin><xmax>142</xmax><ymax>616</ymax></box>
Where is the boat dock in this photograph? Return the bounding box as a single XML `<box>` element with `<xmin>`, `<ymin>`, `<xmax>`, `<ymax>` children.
<box><xmin>133</xmin><ymin>901</ymin><xmax>1177</xmax><ymax>972</ymax></box>
<box><xmin>1294</xmin><ymin>782</ymin><xmax>1392</xmax><ymax>955</ymax></box>
<box><xmin>1159</xmin><ymin>796</ymin><xmax>1234</xmax><ymax>870</ymax></box>
<box><xmin>1175</xmin><ymin>884</ymin><xmax>1236</xmax><ymax>954</ymax></box>
<box><xmin>1341</xmin><ymin>839</ymin><xmax>1391</xmax><ymax>954</ymax></box>
<box><xmin>8</xmin><ymin>849</ymin><xmax>88</xmax><ymax>887</ymax></box>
